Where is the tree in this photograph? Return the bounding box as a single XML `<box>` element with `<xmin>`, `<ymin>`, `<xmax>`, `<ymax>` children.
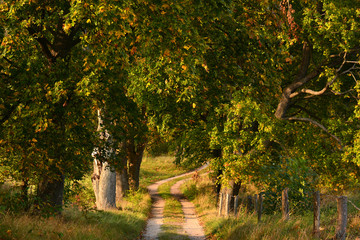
<box><xmin>2</xmin><ymin>0</ymin><xmax>360</xmax><ymax>213</ymax></box>
<box><xmin>0</xmin><ymin>0</ymin><xmax>97</xmax><ymax>210</ymax></box>
<box><xmin>218</xmin><ymin>0</ymin><xmax>360</xmax><ymax>196</ymax></box>
<box><xmin>85</xmin><ymin>0</ymin><xmax>204</xmax><ymax>208</ymax></box>
<box><xmin>272</xmin><ymin>0</ymin><xmax>360</xmax><ymax>189</ymax></box>
<box><xmin>148</xmin><ymin>0</ymin><xmax>360</xmax><ymax>198</ymax></box>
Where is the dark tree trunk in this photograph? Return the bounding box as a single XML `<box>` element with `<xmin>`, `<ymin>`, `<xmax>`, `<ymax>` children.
<box><xmin>116</xmin><ymin>167</ymin><xmax>129</xmax><ymax>202</ymax></box>
<box><xmin>128</xmin><ymin>160</ymin><xmax>141</xmax><ymax>190</ymax></box>
<box><xmin>282</xmin><ymin>188</ymin><xmax>290</xmax><ymax>221</ymax></box>
<box><xmin>37</xmin><ymin>173</ymin><xmax>65</xmax><ymax>211</ymax></box>
<box><xmin>115</xmin><ymin>141</ymin><xmax>129</xmax><ymax>203</ymax></box>
<box><xmin>211</xmin><ymin>148</ymin><xmax>223</xmax><ymax>195</ymax></box>
<box><xmin>232</xmin><ymin>181</ymin><xmax>241</xmax><ymax>196</ymax></box>
<box><xmin>220</xmin><ymin>180</ymin><xmax>241</xmax><ymax>212</ymax></box>
<box><xmin>215</xmin><ymin>169</ymin><xmax>222</xmax><ymax>195</ymax></box>
<box><xmin>21</xmin><ymin>179</ymin><xmax>29</xmax><ymax>211</ymax></box>
<box><xmin>313</xmin><ymin>191</ymin><xmax>321</xmax><ymax>237</ymax></box>
<box><xmin>29</xmin><ymin>19</ymin><xmax>81</xmax><ymax>212</ymax></box>
<box><xmin>127</xmin><ymin>138</ymin><xmax>145</xmax><ymax>191</ymax></box>
<box><xmin>335</xmin><ymin>196</ymin><xmax>347</xmax><ymax>240</ymax></box>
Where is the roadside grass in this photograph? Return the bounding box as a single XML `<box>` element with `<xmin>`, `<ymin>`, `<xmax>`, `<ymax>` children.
<box><xmin>140</xmin><ymin>154</ymin><xmax>191</xmax><ymax>188</ymax></box>
<box><xmin>182</xmin><ymin>174</ymin><xmax>360</xmax><ymax>240</ymax></box>
<box><xmin>0</xmin><ymin>207</ymin><xmax>148</xmax><ymax>240</ymax></box>
<box><xmin>0</xmin><ymin>154</ymin><xmax>187</xmax><ymax>240</ymax></box>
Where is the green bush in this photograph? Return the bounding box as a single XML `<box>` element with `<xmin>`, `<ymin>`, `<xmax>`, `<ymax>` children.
<box><xmin>63</xmin><ymin>176</ymin><xmax>96</xmax><ymax>211</ymax></box>
<box><xmin>261</xmin><ymin>158</ymin><xmax>317</xmax><ymax>214</ymax></box>
<box><xmin>0</xmin><ymin>185</ymin><xmax>29</xmax><ymax>213</ymax></box>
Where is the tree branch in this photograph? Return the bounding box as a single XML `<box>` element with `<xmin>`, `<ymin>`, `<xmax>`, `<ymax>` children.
<box><xmin>330</xmin><ymin>88</ymin><xmax>354</xmax><ymax>96</ymax></box>
<box><xmin>291</xmin><ymin>104</ymin><xmax>322</xmax><ymax>121</ymax></box>
<box><xmin>289</xmin><ymin>74</ymin><xmax>337</xmax><ymax>98</ymax></box>
<box><xmin>286</xmin><ymin>116</ymin><xmax>343</xmax><ymax>149</ymax></box>
<box><xmin>274</xmin><ymin>42</ymin><xmax>348</xmax><ymax>149</ymax></box>
<box><xmin>0</xmin><ymin>104</ymin><xmax>18</xmax><ymax>125</ymax></box>
<box><xmin>27</xmin><ymin>26</ymin><xmax>56</xmax><ymax>64</ymax></box>
<box><xmin>289</xmin><ymin>55</ymin><xmax>359</xmax><ymax>99</ymax></box>
<box><xmin>2</xmin><ymin>56</ymin><xmax>19</xmax><ymax>69</ymax></box>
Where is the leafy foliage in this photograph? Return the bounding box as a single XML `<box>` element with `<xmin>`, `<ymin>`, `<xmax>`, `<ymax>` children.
<box><xmin>1</xmin><ymin>0</ymin><xmax>360</xmax><ymax>211</ymax></box>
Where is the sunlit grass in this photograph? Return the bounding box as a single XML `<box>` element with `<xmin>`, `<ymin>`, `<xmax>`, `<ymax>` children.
<box><xmin>181</xmin><ymin>174</ymin><xmax>360</xmax><ymax>240</ymax></box>
<box><xmin>0</xmin><ymin>154</ymin><xmax>185</xmax><ymax>240</ymax></box>
<box><xmin>140</xmin><ymin>154</ymin><xmax>191</xmax><ymax>188</ymax></box>
<box><xmin>0</xmin><ymin>204</ymin><xmax>149</xmax><ymax>240</ymax></box>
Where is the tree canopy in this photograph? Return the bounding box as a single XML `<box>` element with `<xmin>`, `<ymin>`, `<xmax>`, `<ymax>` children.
<box><xmin>1</xmin><ymin>0</ymin><xmax>360</xmax><ymax>211</ymax></box>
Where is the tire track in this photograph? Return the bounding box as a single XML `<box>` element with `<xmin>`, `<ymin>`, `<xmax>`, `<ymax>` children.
<box><xmin>142</xmin><ymin>164</ymin><xmax>207</xmax><ymax>240</ymax></box>
<box><xmin>170</xmin><ymin>178</ymin><xmax>206</xmax><ymax>240</ymax></box>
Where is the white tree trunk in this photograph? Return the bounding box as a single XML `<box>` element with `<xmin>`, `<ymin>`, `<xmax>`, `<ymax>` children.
<box><xmin>98</xmin><ymin>161</ymin><xmax>116</xmax><ymax>209</ymax></box>
<box><xmin>91</xmin><ymin>109</ymin><xmax>116</xmax><ymax>210</ymax></box>
<box><xmin>92</xmin><ymin>159</ymin><xmax>116</xmax><ymax>210</ymax></box>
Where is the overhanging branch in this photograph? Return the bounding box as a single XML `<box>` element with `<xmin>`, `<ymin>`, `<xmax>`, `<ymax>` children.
<box><xmin>286</xmin><ymin>116</ymin><xmax>343</xmax><ymax>149</ymax></box>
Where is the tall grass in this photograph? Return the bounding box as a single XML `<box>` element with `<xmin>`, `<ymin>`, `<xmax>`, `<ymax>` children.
<box><xmin>0</xmin><ymin>154</ymin><xmax>187</xmax><ymax>240</ymax></box>
<box><xmin>181</xmin><ymin>174</ymin><xmax>360</xmax><ymax>240</ymax></box>
<box><xmin>0</xmin><ymin>195</ymin><xmax>151</xmax><ymax>240</ymax></box>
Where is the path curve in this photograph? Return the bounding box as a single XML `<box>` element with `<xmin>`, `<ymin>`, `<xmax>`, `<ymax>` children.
<box><xmin>142</xmin><ymin>164</ymin><xmax>208</xmax><ymax>240</ymax></box>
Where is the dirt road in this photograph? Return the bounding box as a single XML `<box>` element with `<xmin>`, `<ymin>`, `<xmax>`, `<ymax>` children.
<box><xmin>142</xmin><ymin>165</ymin><xmax>207</xmax><ymax>240</ymax></box>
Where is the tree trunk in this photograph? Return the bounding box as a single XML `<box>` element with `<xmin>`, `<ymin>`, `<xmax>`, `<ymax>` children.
<box><xmin>116</xmin><ymin>167</ymin><xmax>129</xmax><ymax>202</ymax></box>
<box><xmin>335</xmin><ymin>196</ymin><xmax>347</xmax><ymax>240</ymax></box>
<box><xmin>37</xmin><ymin>173</ymin><xmax>65</xmax><ymax>211</ymax></box>
<box><xmin>313</xmin><ymin>191</ymin><xmax>321</xmax><ymax>237</ymax></box>
<box><xmin>211</xmin><ymin>149</ymin><xmax>222</xmax><ymax>195</ymax></box>
<box><xmin>218</xmin><ymin>193</ymin><xmax>224</xmax><ymax>216</ymax></box>
<box><xmin>215</xmin><ymin>169</ymin><xmax>222</xmax><ymax>195</ymax></box>
<box><xmin>257</xmin><ymin>194</ymin><xmax>263</xmax><ymax>223</ymax></box>
<box><xmin>91</xmin><ymin>109</ymin><xmax>117</xmax><ymax>210</ymax></box>
<box><xmin>282</xmin><ymin>188</ymin><xmax>290</xmax><ymax>221</ymax></box>
<box><xmin>21</xmin><ymin>179</ymin><xmax>29</xmax><ymax>211</ymax></box>
<box><xmin>234</xmin><ymin>195</ymin><xmax>239</xmax><ymax>217</ymax></box>
<box><xmin>128</xmin><ymin>154</ymin><xmax>142</xmax><ymax>190</ymax></box>
<box><xmin>220</xmin><ymin>180</ymin><xmax>241</xmax><ymax>212</ymax></box>
<box><xmin>127</xmin><ymin>138</ymin><xmax>145</xmax><ymax>191</ymax></box>
<box><xmin>115</xmin><ymin>141</ymin><xmax>129</xmax><ymax>204</ymax></box>
<box><xmin>92</xmin><ymin>159</ymin><xmax>116</xmax><ymax>210</ymax></box>
<box><xmin>225</xmin><ymin>193</ymin><xmax>230</xmax><ymax>217</ymax></box>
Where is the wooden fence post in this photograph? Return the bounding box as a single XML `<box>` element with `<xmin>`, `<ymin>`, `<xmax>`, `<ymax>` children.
<box><xmin>313</xmin><ymin>191</ymin><xmax>320</xmax><ymax>238</ymax></box>
<box><xmin>254</xmin><ymin>194</ymin><xmax>258</xmax><ymax>213</ymax></box>
<box><xmin>225</xmin><ymin>193</ymin><xmax>230</xmax><ymax>217</ymax></box>
<box><xmin>258</xmin><ymin>193</ymin><xmax>263</xmax><ymax>223</ymax></box>
<box><xmin>246</xmin><ymin>195</ymin><xmax>253</xmax><ymax>213</ymax></box>
<box><xmin>241</xmin><ymin>195</ymin><xmax>246</xmax><ymax>208</ymax></box>
<box><xmin>282</xmin><ymin>188</ymin><xmax>289</xmax><ymax>221</ymax></box>
<box><xmin>218</xmin><ymin>193</ymin><xmax>223</xmax><ymax>216</ymax></box>
<box><xmin>335</xmin><ymin>196</ymin><xmax>347</xmax><ymax>240</ymax></box>
<box><xmin>234</xmin><ymin>195</ymin><xmax>239</xmax><ymax>217</ymax></box>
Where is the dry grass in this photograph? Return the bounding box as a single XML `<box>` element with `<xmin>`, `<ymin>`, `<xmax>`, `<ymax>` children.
<box><xmin>0</xmin><ymin>154</ymin><xmax>186</xmax><ymax>240</ymax></box>
<box><xmin>181</xmin><ymin>174</ymin><xmax>360</xmax><ymax>240</ymax></box>
<box><xmin>0</xmin><ymin>206</ymin><xmax>149</xmax><ymax>240</ymax></box>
